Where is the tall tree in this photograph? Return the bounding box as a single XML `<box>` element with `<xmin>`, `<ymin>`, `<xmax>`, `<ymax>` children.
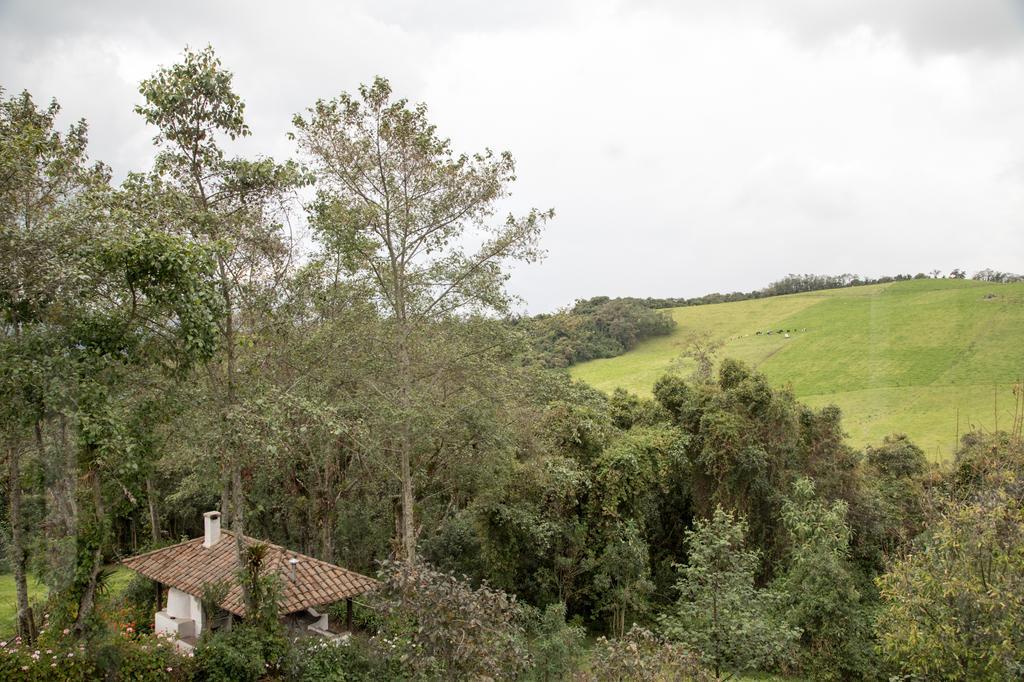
<box><xmin>660</xmin><ymin>506</ymin><xmax>798</xmax><ymax>679</ymax></box>
<box><xmin>134</xmin><ymin>46</ymin><xmax>305</xmax><ymax>558</ymax></box>
<box><xmin>293</xmin><ymin>76</ymin><xmax>551</xmax><ymax>560</ymax></box>
<box><xmin>775</xmin><ymin>478</ymin><xmax>875</xmax><ymax>679</ymax></box>
<box><xmin>0</xmin><ymin>88</ymin><xmax>100</xmax><ymax>642</ymax></box>
<box><xmin>61</xmin><ymin>181</ymin><xmax>222</xmax><ymax>634</ymax></box>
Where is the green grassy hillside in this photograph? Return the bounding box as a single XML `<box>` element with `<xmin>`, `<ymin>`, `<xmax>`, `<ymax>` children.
<box><xmin>571</xmin><ymin>279</ymin><xmax>1024</xmax><ymax>459</ymax></box>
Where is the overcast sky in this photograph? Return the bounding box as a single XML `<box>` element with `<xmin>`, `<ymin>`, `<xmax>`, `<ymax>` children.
<box><xmin>3</xmin><ymin>0</ymin><xmax>1023</xmax><ymax>312</ymax></box>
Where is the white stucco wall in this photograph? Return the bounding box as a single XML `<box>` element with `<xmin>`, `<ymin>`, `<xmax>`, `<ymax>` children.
<box><xmin>167</xmin><ymin>587</ymin><xmax>191</xmax><ymax>619</ymax></box>
<box><xmin>157</xmin><ymin>587</ymin><xmax>205</xmax><ymax>639</ymax></box>
<box><xmin>189</xmin><ymin>594</ymin><xmax>204</xmax><ymax>634</ymax></box>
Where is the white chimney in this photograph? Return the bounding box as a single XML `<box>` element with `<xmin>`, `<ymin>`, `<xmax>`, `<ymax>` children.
<box><xmin>203</xmin><ymin>511</ymin><xmax>221</xmax><ymax>548</ymax></box>
<box><xmin>288</xmin><ymin>557</ymin><xmax>299</xmax><ymax>581</ymax></box>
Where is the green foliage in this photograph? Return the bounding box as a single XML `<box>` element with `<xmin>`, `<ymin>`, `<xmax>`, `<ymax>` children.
<box><xmin>876</xmin><ymin>490</ymin><xmax>1024</xmax><ymax>680</ymax></box>
<box><xmin>193</xmin><ymin>625</ymin><xmax>268</xmax><ymax>682</ymax></box>
<box><xmin>582</xmin><ymin>625</ymin><xmax>711</xmax><ymax>682</ymax></box>
<box><xmin>542</xmin><ymin>395</ymin><xmax>617</xmax><ymax>464</ymax></box>
<box><xmin>294</xmin><ymin>75</ymin><xmax>550</xmax><ymax>322</ymax></box>
<box><xmin>654</xmin><ymin>360</ymin><xmax>860</xmax><ymax>570</ymax></box>
<box><xmin>858</xmin><ymin>435</ymin><xmax>931</xmax><ymax>566</ymax></box>
<box><xmin>98</xmin><ymin>226</ymin><xmax>221</xmax><ymax>367</ymax></box>
<box><xmin>111</xmin><ymin>573</ymin><xmax>158</xmax><ymax>636</ymax></box>
<box><xmin>283</xmin><ymin>635</ymin><xmax>400</xmax><ymax>682</ymax></box>
<box><xmin>199</xmin><ymin>580</ymin><xmax>230</xmax><ymax>630</ymax></box>
<box><xmin>947</xmin><ymin>430</ymin><xmax>1024</xmax><ymax>496</ymax></box>
<box><xmin>0</xmin><ymin>639</ymin><xmax>98</xmax><ymax>681</ymax></box>
<box><xmin>136</xmin><ymin>45</ymin><xmax>248</xmax><ymax>150</ymax></box>
<box><xmin>371</xmin><ymin>560</ymin><xmax>531</xmax><ymax>680</ymax></box>
<box><xmin>191</xmin><ymin>545</ymin><xmax>289</xmax><ymax>679</ymax></box>
<box><xmin>0</xmin><ymin>630</ymin><xmax>190</xmax><ymax>681</ymax></box>
<box><xmin>590</xmin><ymin>425</ymin><xmax>687</xmax><ymax>524</ymax></box>
<box><xmin>522</xmin><ymin>297</ymin><xmax>676</xmax><ymax>368</ymax></box>
<box><xmin>420</xmin><ymin>509</ymin><xmax>486</xmax><ymax>580</ymax></box>
<box><xmin>660</xmin><ymin>507</ymin><xmax>798</xmax><ymax>678</ymax></box>
<box><xmin>590</xmin><ymin>522</ymin><xmax>654</xmax><ymax>637</ymax></box>
<box><xmin>238</xmin><ymin>543</ymin><xmax>281</xmax><ymax>633</ymax></box>
<box><xmin>526</xmin><ymin>601</ymin><xmax>585</xmax><ymax>682</ymax></box>
<box><xmin>293</xmin><ymin>73</ymin><xmax>551</xmax><ymax>562</ymax></box>
<box><xmin>93</xmin><ymin>632</ymin><xmax>192</xmax><ymax>681</ymax></box>
<box><xmin>476</xmin><ymin>454</ymin><xmax>592</xmax><ymax>608</ymax></box>
<box><xmin>866</xmin><ymin>433</ymin><xmax>927</xmax><ymax>478</ymax></box>
<box><xmin>775</xmin><ymin>478</ymin><xmax>877</xmax><ymax>680</ymax></box>
<box><xmin>608</xmin><ymin>388</ymin><xmax>669</xmax><ymax>429</ymax></box>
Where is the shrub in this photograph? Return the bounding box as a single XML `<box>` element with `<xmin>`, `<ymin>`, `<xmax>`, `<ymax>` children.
<box><xmin>876</xmin><ymin>492</ymin><xmax>1024</xmax><ymax>679</ymax></box>
<box><xmin>193</xmin><ymin>625</ymin><xmax>275</xmax><ymax>682</ymax></box>
<box><xmin>94</xmin><ymin>632</ymin><xmax>193</xmax><ymax>681</ymax></box>
<box><xmin>578</xmin><ymin>626</ymin><xmax>711</xmax><ymax>681</ymax></box>
<box><xmin>867</xmin><ymin>434</ymin><xmax>927</xmax><ymax>479</ymax></box>
<box><xmin>775</xmin><ymin>478</ymin><xmax>878</xmax><ymax>680</ymax></box>
<box><xmin>371</xmin><ymin>560</ymin><xmax>532</xmax><ymax>679</ymax></box>
<box><xmin>0</xmin><ymin>638</ymin><xmax>98</xmax><ymax>681</ymax></box>
<box><xmin>527</xmin><ymin>602</ymin><xmax>585</xmax><ymax>681</ymax></box>
<box><xmin>106</xmin><ymin>573</ymin><xmax>158</xmax><ymax>638</ymax></box>
<box><xmin>660</xmin><ymin>507</ymin><xmax>798</xmax><ymax>678</ymax></box>
<box><xmin>284</xmin><ymin>635</ymin><xmax>402</xmax><ymax>682</ymax></box>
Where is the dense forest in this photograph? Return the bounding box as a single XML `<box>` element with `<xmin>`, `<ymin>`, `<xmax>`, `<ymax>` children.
<box><xmin>3</xmin><ymin>47</ymin><xmax>1024</xmax><ymax>681</ymax></box>
<box><xmin>520</xmin><ymin>297</ymin><xmax>677</xmax><ymax>368</ymax></box>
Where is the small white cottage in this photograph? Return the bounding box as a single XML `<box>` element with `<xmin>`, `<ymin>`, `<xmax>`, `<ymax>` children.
<box><xmin>122</xmin><ymin>511</ymin><xmax>378</xmax><ymax>650</ymax></box>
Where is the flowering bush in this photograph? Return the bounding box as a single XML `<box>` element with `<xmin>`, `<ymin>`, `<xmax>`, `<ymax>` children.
<box><xmin>0</xmin><ymin>626</ymin><xmax>192</xmax><ymax>681</ymax></box>
<box><xmin>109</xmin><ymin>573</ymin><xmax>159</xmax><ymax>637</ymax></box>
<box><xmin>283</xmin><ymin>635</ymin><xmax>403</xmax><ymax>681</ymax></box>
<box><xmin>0</xmin><ymin>637</ymin><xmax>97</xmax><ymax>681</ymax></box>
<box><xmin>97</xmin><ymin>632</ymin><xmax>193</xmax><ymax>681</ymax></box>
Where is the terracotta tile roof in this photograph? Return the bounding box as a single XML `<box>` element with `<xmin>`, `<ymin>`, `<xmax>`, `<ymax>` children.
<box><xmin>121</xmin><ymin>531</ymin><xmax>379</xmax><ymax>616</ymax></box>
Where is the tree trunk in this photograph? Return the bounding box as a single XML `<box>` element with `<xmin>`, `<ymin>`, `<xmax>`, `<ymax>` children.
<box><xmin>8</xmin><ymin>441</ymin><xmax>36</xmax><ymax>643</ymax></box>
<box><xmin>397</xmin><ymin>330</ymin><xmax>417</xmax><ymax>562</ymax></box>
<box><xmin>74</xmin><ymin>468</ymin><xmax>106</xmax><ymax>636</ymax></box>
<box><xmin>219</xmin><ymin>269</ymin><xmax>248</xmax><ymax>589</ymax></box>
<box><xmin>44</xmin><ymin>415</ymin><xmax>77</xmax><ymax>594</ymax></box>
<box><xmin>145</xmin><ymin>476</ymin><xmax>161</xmax><ymax>544</ymax></box>
<box><xmin>318</xmin><ymin>474</ymin><xmax>334</xmax><ymax>562</ymax></box>
<box><xmin>219</xmin><ymin>467</ymin><xmax>231</xmax><ymax>529</ymax></box>
<box><xmin>712</xmin><ymin>588</ymin><xmax>721</xmax><ymax>679</ymax></box>
<box><xmin>399</xmin><ymin>444</ymin><xmax>415</xmax><ymax>561</ymax></box>
<box><xmin>232</xmin><ymin>465</ymin><xmax>245</xmax><ymax>549</ymax></box>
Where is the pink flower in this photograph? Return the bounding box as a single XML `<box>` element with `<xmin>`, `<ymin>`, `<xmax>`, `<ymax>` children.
<box><xmin>62</xmin><ymin>628</ymin><xmax>70</xmax><ymax>635</ymax></box>
<box><xmin>166</xmin><ymin>666</ymin><xmax>173</xmax><ymax>672</ymax></box>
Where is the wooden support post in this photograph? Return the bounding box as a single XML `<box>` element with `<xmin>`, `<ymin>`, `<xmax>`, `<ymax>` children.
<box><xmin>346</xmin><ymin>598</ymin><xmax>353</xmax><ymax>631</ymax></box>
<box><xmin>155</xmin><ymin>582</ymin><xmax>162</xmax><ymax>613</ymax></box>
